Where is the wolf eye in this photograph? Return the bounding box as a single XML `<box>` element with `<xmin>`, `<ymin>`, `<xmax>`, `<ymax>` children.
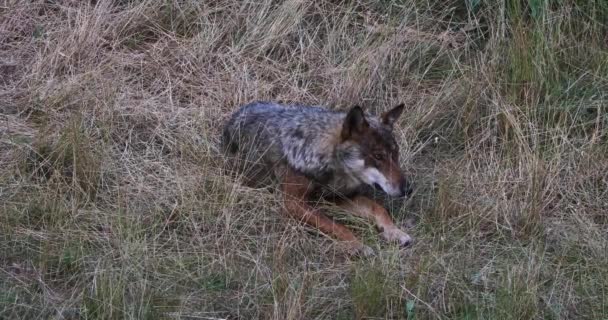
<box><xmin>373</xmin><ymin>153</ymin><xmax>384</xmax><ymax>161</ymax></box>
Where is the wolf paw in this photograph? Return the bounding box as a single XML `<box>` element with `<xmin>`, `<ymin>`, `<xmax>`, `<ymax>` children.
<box><xmin>381</xmin><ymin>228</ymin><xmax>413</xmax><ymax>247</ymax></box>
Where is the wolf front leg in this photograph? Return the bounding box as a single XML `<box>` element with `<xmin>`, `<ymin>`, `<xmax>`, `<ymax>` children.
<box><xmin>340</xmin><ymin>196</ymin><xmax>412</xmax><ymax>247</ymax></box>
<box><xmin>280</xmin><ymin>168</ymin><xmax>373</xmax><ymax>256</ymax></box>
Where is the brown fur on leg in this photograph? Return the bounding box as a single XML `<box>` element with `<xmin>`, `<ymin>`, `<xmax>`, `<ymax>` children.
<box><xmin>280</xmin><ymin>167</ymin><xmax>373</xmax><ymax>256</ymax></box>
<box><xmin>339</xmin><ymin>195</ymin><xmax>412</xmax><ymax>247</ymax></box>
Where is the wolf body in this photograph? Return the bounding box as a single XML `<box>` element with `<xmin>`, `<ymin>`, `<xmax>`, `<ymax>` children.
<box><xmin>222</xmin><ymin>101</ymin><xmax>413</xmax><ymax>255</ymax></box>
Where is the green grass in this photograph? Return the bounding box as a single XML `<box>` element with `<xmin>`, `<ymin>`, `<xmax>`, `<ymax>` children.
<box><xmin>1</xmin><ymin>0</ymin><xmax>607</xmax><ymax>319</ymax></box>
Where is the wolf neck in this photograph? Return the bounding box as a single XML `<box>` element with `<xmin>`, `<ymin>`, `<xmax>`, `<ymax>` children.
<box><xmin>282</xmin><ymin>116</ymin><xmax>344</xmax><ymax>183</ymax></box>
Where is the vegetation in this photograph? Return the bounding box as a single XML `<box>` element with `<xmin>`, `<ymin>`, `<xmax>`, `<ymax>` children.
<box><xmin>1</xmin><ymin>0</ymin><xmax>606</xmax><ymax>319</ymax></box>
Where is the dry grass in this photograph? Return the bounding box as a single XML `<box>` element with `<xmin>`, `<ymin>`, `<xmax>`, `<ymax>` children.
<box><xmin>1</xmin><ymin>0</ymin><xmax>607</xmax><ymax>319</ymax></box>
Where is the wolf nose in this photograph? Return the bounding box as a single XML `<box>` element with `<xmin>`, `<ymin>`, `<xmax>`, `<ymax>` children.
<box><xmin>399</xmin><ymin>180</ymin><xmax>413</xmax><ymax>198</ymax></box>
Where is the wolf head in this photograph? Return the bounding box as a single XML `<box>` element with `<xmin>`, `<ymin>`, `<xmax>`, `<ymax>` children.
<box><xmin>337</xmin><ymin>104</ymin><xmax>413</xmax><ymax>198</ymax></box>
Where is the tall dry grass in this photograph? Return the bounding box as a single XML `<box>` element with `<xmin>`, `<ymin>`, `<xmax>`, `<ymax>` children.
<box><xmin>1</xmin><ymin>0</ymin><xmax>606</xmax><ymax>319</ymax></box>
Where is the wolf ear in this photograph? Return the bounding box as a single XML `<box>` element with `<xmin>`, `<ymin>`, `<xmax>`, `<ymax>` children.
<box><xmin>381</xmin><ymin>103</ymin><xmax>405</xmax><ymax>127</ymax></box>
<box><xmin>342</xmin><ymin>106</ymin><xmax>368</xmax><ymax>140</ymax></box>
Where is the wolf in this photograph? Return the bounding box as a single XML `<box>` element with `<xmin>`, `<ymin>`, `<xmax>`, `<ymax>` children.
<box><xmin>221</xmin><ymin>101</ymin><xmax>413</xmax><ymax>255</ymax></box>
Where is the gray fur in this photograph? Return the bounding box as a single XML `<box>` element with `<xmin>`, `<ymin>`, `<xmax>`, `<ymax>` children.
<box><xmin>221</xmin><ymin>101</ymin><xmax>396</xmax><ymax>196</ymax></box>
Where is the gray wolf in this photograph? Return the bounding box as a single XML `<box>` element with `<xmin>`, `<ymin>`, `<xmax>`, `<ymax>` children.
<box><xmin>221</xmin><ymin>101</ymin><xmax>413</xmax><ymax>255</ymax></box>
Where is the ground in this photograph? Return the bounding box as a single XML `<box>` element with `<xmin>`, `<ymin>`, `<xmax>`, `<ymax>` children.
<box><xmin>0</xmin><ymin>1</ymin><xmax>607</xmax><ymax>319</ymax></box>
